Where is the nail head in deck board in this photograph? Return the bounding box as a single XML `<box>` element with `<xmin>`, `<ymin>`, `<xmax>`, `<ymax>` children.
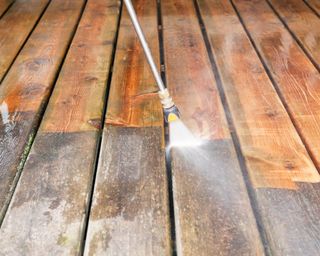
<box><xmin>106</xmin><ymin>0</ymin><xmax>163</xmax><ymax>128</ymax></box>
<box><xmin>85</xmin><ymin>1</ymin><xmax>170</xmax><ymax>254</ymax></box>
<box><xmin>233</xmin><ymin>0</ymin><xmax>320</xmax><ymax>186</ymax></box>
<box><xmin>84</xmin><ymin>127</ymin><xmax>171</xmax><ymax>256</ymax></box>
<box><xmin>197</xmin><ymin>0</ymin><xmax>320</xmax><ymax>190</ymax></box>
<box><xmin>0</xmin><ymin>0</ymin><xmax>120</xmax><ymax>254</ymax></box>
<box><xmin>268</xmin><ymin>0</ymin><xmax>320</xmax><ymax>68</ymax></box>
<box><xmin>0</xmin><ymin>0</ymin><xmax>85</xmax><ymax>219</ymax></box>
<box><xmin>0</xmin><ymin>0</ymin><xmax>50</xmax><ymax>82</ymax></box>
<box><xmin>0</xmin><ymin>0</ymin><xmax>14</xmax><ymax>17</ymax></box>
<box><xmin>162</xmin><ymin>0</ymin><xmax>264</xmax><ymax>255</ymax></box>
<box><xmin>305</xmin><ymin>0</ymin><xmax>320</xmax><ymax>15</ymax></box>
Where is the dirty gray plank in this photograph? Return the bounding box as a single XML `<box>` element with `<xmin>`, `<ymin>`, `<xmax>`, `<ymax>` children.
<box><xmin>0</xmin><ymin>132</ymin><xmax>98</xmax><ymax>255</ymax></box>
<box><xmin>85</xmin><ymin>127</ymin><xmax>171</xmax><ymax>256</ymax></box>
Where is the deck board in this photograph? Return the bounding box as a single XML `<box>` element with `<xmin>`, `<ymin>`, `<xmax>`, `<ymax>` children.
<box><xmin>1</xmin><ymin>0</ymin><xmax>320</xmax><ymax>254</ymax></box>
<box><xmin>304</xmin><ymin>0</ymin><xmax>320</xmax><ymax>15</ymax></box>
<box><xmin>0</xmin><ymin>0</ymin><xmax>50</xmax><ymax>82</ymax></box>
<box><xmin>267</xmin><ymin>0</ymin><xmax>320</xmax><ymax>70</ymax></box>
<box><xmin>84</xmin><ymin>0</ymin><xmax>171</xmax><ymax>255</ymax></box>
<box><xmin>0</xmin><ymin>0</ymin><xmax>120</xmax><ymax>254</ymax></box>
<box><xmin>0</xmin><ymin>0</ymin><xmax>14</xmax><ymax>17</ymax></box>
<box><xmin>198</xmin><ymin>0</ymin><xmax>320</xmax><ymax>254</ymax></box>
<box><xmin>233</xmin><ymin>0</ymin><xmax>320</xmax><ymax>187</ymax></box>
<box><xmin>162</xmin><ymin>0</ymin><xmax>264</xmax><ymax>255</ymax></box>
<box><xmin>0</xmin><ymin>0</ymin><xmax>85</xmax><ymax>220</ymax></box>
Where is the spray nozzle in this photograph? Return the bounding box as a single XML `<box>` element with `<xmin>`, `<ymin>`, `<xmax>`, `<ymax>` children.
<box><xmin>163</xmin><ymin>105</ymin><xmax>180</xmax><ymax>123</ymax></box>
<box><xmin>158</xmin><ymin>89</ymin><xmax>180</xmax><ymax>123</ymax></box>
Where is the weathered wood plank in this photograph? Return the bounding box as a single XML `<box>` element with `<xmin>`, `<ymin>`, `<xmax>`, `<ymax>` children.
<box><xmin>267</xmin><ymin>0</ymin><xmax>320</xmax><ymax>69</ymax></box>
<box><xmin>0</xmin><ymin>0</ymin><xmax>14</xmax><ymax>17</ymax></box>
<box><xmin>85</xmin><ymin>127</ymin><xmax>170</xmax><ymax>256</ymax></box>
<box><xmin>0</xmin><ymin>0</ymin><xmax>85</xmax><ymax>220</ymax></box>
<box><xmin>199</xmin><ymin>0</ymin><xmax>320</xmax><ymax>254</ymax></box>
<box><xmin>305</xmin><ymin>0</ymin><xmax>320</xmax><ymax>15</ymax></box>
<box><xmin>0</xmin><ymin>0</ymin><xmax>120</xmax><ymax>254</ymax></box>
<box><xmin>84</xmin><ymin>1</ymin><xmax>171</xmax><ymax>255</ymax></box>
<box><xmin>0</xmin><ymin>0</ymin><xmax>50</xmax><ymax>82</ymax></box>
<box><xmin>162</xmin><ymin>0</ymin><xmax>264</xmax><ymax>255</ymax></box>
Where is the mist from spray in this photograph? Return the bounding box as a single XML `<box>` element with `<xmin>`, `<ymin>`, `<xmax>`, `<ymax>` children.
<box><xmin>169</xmin><ymin>119</ymin><xmax>202</xmax><ymax>148</ymax></box>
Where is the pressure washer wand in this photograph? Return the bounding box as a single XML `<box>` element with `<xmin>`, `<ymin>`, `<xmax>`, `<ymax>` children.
<box><xmin>124</xmin><ymin>0</ymin><xmax>180</xmax><ymax>122</ymax></box>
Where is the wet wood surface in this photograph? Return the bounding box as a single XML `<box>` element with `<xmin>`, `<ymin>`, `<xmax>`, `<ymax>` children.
<box><xmin>85</xmin><ymin>1</ymin><xmax>171</xmax><ymax>255</ymax></box>
<box><xmin>305</xmin><ymin>0</ymin><xmax>320</xmax><ymax>15</ymax></box>
<box><xmin>0</xmin><ymin>0</ymin><xmax>85</xmax><ymax>220</ymax></box>
<box><xmin>162</xmin><ymin>0</ymin><xmax>264</xmax><ymax>255</ymax></box>
<box><xmin>268</xmin><ymin>0</ymin><xmax>320</xmax><ymax>69</ymax></box>
<box><xmin>199</xmin><ymin>0</ymin><xmax>320</xmax><ymax>254</ymax></box>
<box><xmin>0</xmin><ymin>0</ymin><xmax>120</xmax><ymax>254</ymax></box>
<box><xmin>198</xmin><ymin>0</ymin><xmax>319</xmax><ymax>190</ymax></box>
<box><xmin>105</xmin><ymin>0</ymin><xmax>162</xmax><ymax>128</ymax></box>
<box><xmin>0</xmin><ymin>0</ymin><xmax>14</xmax><ymax>17</ymax></box>
<box><xmin>0</xmin><ymin>0</ymin><xmax>50</xmax><ymax>82</ymax></box>
<box><xmin>1</xmin><ymin>0</ymin><xmax>320</xmax><ymax>255</ymax></box>
<box><xmin>233</xmin><ymin>0</ymin><xmax>320</xmax><ymax>182</ymax></box>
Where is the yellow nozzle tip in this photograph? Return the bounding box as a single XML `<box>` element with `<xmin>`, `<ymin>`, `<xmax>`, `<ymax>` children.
<box><xmin>168</xmin><ymin>113</ymin><xmax>179</xmax><ymax>122</ymax></box>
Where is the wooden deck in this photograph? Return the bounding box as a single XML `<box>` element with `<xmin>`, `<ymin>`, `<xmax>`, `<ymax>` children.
<box><xmin>0</xmin><ymin>0</ymin><xmax>320</xmax><ymax>255</ymax></box>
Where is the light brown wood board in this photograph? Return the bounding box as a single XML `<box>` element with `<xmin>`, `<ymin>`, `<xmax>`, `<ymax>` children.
<box><xmin>0</xmin><ymin>0</ymin><xmax>120</xmax><ymax>254</ymax></box>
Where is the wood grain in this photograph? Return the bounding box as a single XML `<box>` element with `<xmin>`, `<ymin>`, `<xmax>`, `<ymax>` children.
<box><xmin>305</xmin><ymin>0</ymin><xmax>320</xmax><ymax>15</ymax></box>
<box><xmin>0</xmin><ymin>0</ymin><xmax>50</xmax><ymax>82</ymax></box>
<box><xmin>0</xmin><ymin>0</ymin><xmax>85</xmax><ymax>220</ymax></box>
<box><xmin>105</xmin><ymin>0</ymin><xmax>162</xmax><ymax>128</ymax></box>
<box><xmin>232</xmin><ymin>0</ymin><xmax>320</xmax><ymax>187</ymax></box>
<box><xmin>0</xmin><ymin>0</ymin><xmax>14</xmax><ymax>17</ymax></box>
<box><xmin>197</xmin><ymin>0</ymin><xmax>319</xmax><ymax>190</ymax></box>
<box><xmin>85</xmin><ymin>127</ymin><xmax>170</xmax><ymax>256</ymax></box>
<box><xmin>85</xmin><ymin>1</ymin><xmax>171</xmax><ymax>255</ymax></box>
<box><xmin>200</xmin><ymin>0</ymin><xmax>320</xmax><ymax>254</ymax></box>
<box><xmin>162</xmin><ymin>0</ymin><xmax>264</xmax><ymax>255</ymax></box>
<box><xmin>268</xmin><ymin>0</ymin><xmax>320</xmax><ymax>69</ymax></box>
<box><xmin>0</xmin><ymin>0</ymin><xmax>120</xmax><ymax>254</ymax></box>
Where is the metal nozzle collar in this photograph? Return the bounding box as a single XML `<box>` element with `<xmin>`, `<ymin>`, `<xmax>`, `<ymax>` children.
<box><xmin>158</xmin><ymin>89</ymin><xmax>174</xmax><ymax>109</ymax></box>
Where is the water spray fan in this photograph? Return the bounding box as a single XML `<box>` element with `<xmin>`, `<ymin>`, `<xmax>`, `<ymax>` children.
<box><xmin>124</xmin><ymin>0</ymin><xmax>180</xmax><ymax>123</ymax></box>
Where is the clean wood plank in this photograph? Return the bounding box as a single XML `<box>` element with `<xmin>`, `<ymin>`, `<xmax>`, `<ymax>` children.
<box><xmin>0</xmin><ymin>0</ymin><xmax>14</xmax><ymax>17</ymax></box>
<box><xmin>305</xmin><ymin>0</ymin><xmax>320</xmax><ymax>15</ymax></box>
<box><xmin>199</xmin><ymin>0</ymin><xmax>320</xmax><ymax>254</ymax></box>
<box><xmin>162</xmin><ymin>0</ymin><xmax>264</xmax><ymax>255</ymax></box>
<box><xmin>0</xmin><ymin>0</ymin><xmax>85</xmax><ymax>220</ymax></box>
<box><xmin>0</xmin><ymin>0</ymin><xmax>120</xmax><ymax>254</ymax></box>
<box><xmin>84</xmin><ymin>1</ymin><xmax>171</xmax><ymax>255</ymax></box>
<box><xmin>233</xmin><ymin>0</ymin><xmax>320</xmax><ymax>188</ymax></box>
<box><xmin>0</xmin><ymin>0</ymin><xmax>50</xmax><ymax>82</ymax></box>
<box><xmin>267</xmin><ymin>0</ymin><xmax>320</xmax><ymax>69</ymax></box>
